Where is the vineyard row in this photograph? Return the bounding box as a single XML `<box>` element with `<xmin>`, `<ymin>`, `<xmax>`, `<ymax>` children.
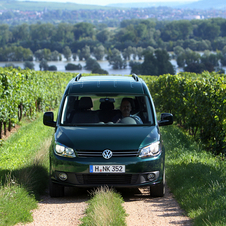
<box><xmin>1</xmin><ymin>68</ymin><xmax>225</xmax><ymax>155</ymax></box>
<box><xmin>143</xmin><ymin>72</ymin><xmax>226</xmax><ymax>155</ymax></box>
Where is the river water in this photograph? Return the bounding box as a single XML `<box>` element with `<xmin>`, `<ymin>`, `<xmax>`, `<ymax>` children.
<box><xmin>0</xmin><ymin>59</ymin><xmax>182</xmax><ymax>75</ymax></box>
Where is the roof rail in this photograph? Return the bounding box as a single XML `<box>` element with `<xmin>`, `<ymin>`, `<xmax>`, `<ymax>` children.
<box><xmin>75</xmin><ymin>73</ymin><xmax>82</xmax><ymax>81</ymax></box>
<box><xmin>132</xmin><ymin>73</ymin><xmax>139</xmax><ymax>82</ymax></box>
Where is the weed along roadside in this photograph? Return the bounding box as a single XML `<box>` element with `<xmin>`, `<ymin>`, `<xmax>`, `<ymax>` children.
<box><xmin>161</xmin><ymin>125</ymin><xmax>226</xmax><ymax>226</ymax></box>
<box><xmin>0</xmin><ymin>114</ymin><xmax>54</xmax><ymax>226</ymax></box>
<box><xmin>80</xmin><ymin>187</ymin><xmax>127</xmax><ymax>226</ymax></box>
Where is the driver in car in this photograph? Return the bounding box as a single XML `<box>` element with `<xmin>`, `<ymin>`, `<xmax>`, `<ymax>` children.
<box><xmin>113</xmin><ymin>98</ymin><xmax>143</xmax><ymax>124</ymax></box>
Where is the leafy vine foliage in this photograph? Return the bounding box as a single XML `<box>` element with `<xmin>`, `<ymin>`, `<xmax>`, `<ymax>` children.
<box><xmin>0</xmin><ymin>67</ymin><xmax>73</xmax><ymax>139</ymax></box>
<box><xmin>145</xmin><ymin>72</ymin><xmax>226</xmax><ymax>155</ymax></box>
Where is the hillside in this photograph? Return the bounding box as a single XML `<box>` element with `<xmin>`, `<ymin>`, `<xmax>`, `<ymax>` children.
<box><xmin>108</xmin><ymin>1</ymin><xmax>191</xmax><ymax>8</ymax></box>
<box><xmin>1</xmin><ymin>0</ymin><xmax>226</xmax><ymax>10</ymax></box>
<box><xmin>0</xmin><ymin>0</ymin><xmax>113</xmax><ymax>10</ymax></box>
<box><xmin>108</xmin><ymin>0</ymin><xmax>226</xmax><ymax>9</ymax></box>
<box><xmin>179</xmin><ymin>0</ymin><xmax>226</xmax><ymax>9</ymax></box>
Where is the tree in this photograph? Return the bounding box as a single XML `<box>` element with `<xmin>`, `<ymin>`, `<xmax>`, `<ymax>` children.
<box><xmin>72</xmin><ymin>53</ymin><xmax>77</xmax><ymax>61</ymax></box>
<box><xmin>136</xmin><ymin>47</ymin><xmax>144</xmax><ymax>60</ymax></box>
<box><xmin>131</xmin><ymin>49</ymin><xmax>175</xmax><ymax>76</ymax></box>
<box><xmin>35</xmin><ymin>49</ymin><xmax>52</xmax><ymax>61</ymax></box>
<box><xmin>50</xmin><ymin>50</ymin><xmax>60</xmax><ymax>61</ymax></box>
<box><xmin>184</xmin><ymin>63</ymin><xmax>206</xmax><ymax>73</ymax></box>
<box><xmin>122</xmin><ymin>46</ymin><xmax>134</xmax><ymax>60</ymax></box>
<box><xmin>73</xmin><ymin>22</ymin><xmax>95</xmax><ymax>40</ymax></box>
<box><xmin>116</xmin><ymin>26</ymin><xmax>137</xmax><ymax>43</ymax></box>
<box><xmin>161</xmin><ymin>20</ymin><xmax>193</xmax><ymax>41</ymax></box>
<box><xmin>135</xmin><ymin>23</ymin><xmax>148</xmax><ymax>40</ymax></box>
<box><xmin>142</xmin><ymin>46</ymin><xmax>155</xmax><ymax>56</ymax></box>
<box><xmin>79</xmin><ymin>45</ymin><xmax>90</xmax><ymax>61</ymax></box>
<box><xmin>154</xmin><ymin>49</ymin><xmax>175</xmax><ymax>75</ymax></box>
<box><xmin>132</xmin><ymin>47</ymin><xmax>137</xmax><ymax>60</ymax></box>
<box><xmin>173</xmin><ymin>46</ymin><xmax>184</xmax><ymax>58</ymax></box>
<box><xmin>12</xmin><ymin>23</ymin><xmax>30</xmax><ymax>42</ymax></box>
<box><xmin>183</xmin><ymin>39</ymin><xmax>197</xmax><ymax>51</ymax></box>
<box><xmin>140</xmin><ymin>52</ymin><xmax>158</xmax><ymax>75</ymax></box>
<box><xmin>0</xmin><ymin>24</ymin><xmax>12</xmax><ymax>46</ymax></box>
<box><xmin>201</xmin><ymin>50</ymin><xmax>219</xmax><ymax>67</ymax></box>
<box><xmin>220</xmin><ymin>46</ymin><xmax>226</xmax><ymax>66</ymax></box>
<box><xmin>213</xmin><ymin>37</ymin><xmax>226</xmax><ymax>50</ymax></box>
<box><xmin>48</xmin><ymin>65</ymin><xmax>57</xmax><ymax>71</ymax></box>
<box><xmin>65</xmin><ymin>63</ymin><xmax>82</xmax><ymax>70</ymax></box>
<box><xmin>63</xmin><ymin>46</ymin><xmax>72</xmax><ymax>61</ymax></box>
<box><xmin>93</xmin><ymin>45</ymin><xmax>105</xmax><ymax>60</ymax></box>
<box><xmin>196</xmin><ymin>40</ymin><xmax>211</xmax><ymax>51</ymax></box>
<box><xmin>96</xmin><ymin>29</ymin><xmax>110</xmax><ymax>43</ymax></box>
<box><xmin>24</xmin><ymin>61</ymin><xmax>35</xmax><ymax>70</ymax></box>
<box><xmin>108</xmin><ymin>48</ymin><xmax>127</xmax><ymax>69</ymax></box>
<box><xmin>52</xmin><ymin>23</ymin><xmax>74</xmax><ymax>43</ymax></box>
<box><xmin>194</xmin><ymin>21</ymin><xmax>220</xmax><ymax>41</ymax></box>
<box><xmin>39</xmin><ymin>59</ymin><xmax>49</xmax><ymax>71</ymax></box>
<box><xmin>30</xmin><ymin>23</ymin><xmax>56</xmax><ymax>41</ymax></box>
<box><xmin>85</xmin><ymin>57</ymin><xmax>101</xmax><ymax>70</ymax></box>
<box><xmin>177</xmin><ymin>48</ymin><xmax>201</xmax><ymax>67</ymax></box>
<box><xmin>130</xmin><ymin>61</ymin><xmax>142</xmax><ymax>75</ymax></box>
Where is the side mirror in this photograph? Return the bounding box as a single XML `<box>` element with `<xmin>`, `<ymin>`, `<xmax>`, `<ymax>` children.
<box><xmin>158</xmin><ymin>113</ymin><xmax>173</xmax><ymax>126</ymax></box>
<box><xmin>43</xmin><ymin>112</ymin><xmax>56</xmax><ymax>127</ymax></box>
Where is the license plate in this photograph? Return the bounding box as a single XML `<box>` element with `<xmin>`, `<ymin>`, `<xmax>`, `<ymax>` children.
<box><xmin>90</xmin><ymin>165</ymin><xmax>125</xmax><ymax>173</ymax></box>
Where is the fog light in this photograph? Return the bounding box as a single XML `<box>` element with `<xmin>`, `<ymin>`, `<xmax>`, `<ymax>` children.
<box><xmin>147</xmin><ymin>173</ymin><xmax>156</xmax><ymax>181</ymax></box>
<box><xmin>58</xmin><ymin>173</ymin><xmax>67</xmax><ymax>181</ymax></box>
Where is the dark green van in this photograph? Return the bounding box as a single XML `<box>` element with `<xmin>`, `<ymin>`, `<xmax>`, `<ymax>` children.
<box><xmin>43</xmin><ymin>74</ymin><xmax>173</xmax><ymax>197</ymax></box>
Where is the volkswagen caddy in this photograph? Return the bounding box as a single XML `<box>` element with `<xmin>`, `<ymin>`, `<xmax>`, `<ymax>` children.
<box><xmin>43</xmin><ymin>74</ymin><xmax>173</xmax><ymax>197</ymax></box>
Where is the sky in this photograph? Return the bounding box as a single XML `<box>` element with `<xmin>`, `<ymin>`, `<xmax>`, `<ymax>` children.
<box><xmin>23</xmin><ymin>0</ymin><xmax>198</xmax><ymax>6</ymax></box>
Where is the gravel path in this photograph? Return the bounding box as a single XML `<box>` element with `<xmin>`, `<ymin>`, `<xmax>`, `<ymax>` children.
<box><xmin>122</xmin><ymin>186</ymin><xmax>192</xmax><ymax>226</ymax></box>
<box><xmin>16</xmin><ymin>184</ymin><xmax>192</xmax><ymax>226</ymax></box>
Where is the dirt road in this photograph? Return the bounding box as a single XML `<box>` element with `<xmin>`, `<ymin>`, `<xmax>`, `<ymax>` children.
<box><xmin>16</xmin><ymin>184</ymin><xmax>192</xmax><ymax>226</ymax></box>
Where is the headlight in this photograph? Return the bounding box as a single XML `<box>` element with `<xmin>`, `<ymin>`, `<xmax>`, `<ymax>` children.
<box><xmin>139</xmin><ymin>141</ymin><xmax>161</xmax><ymax>158</ymax></box>
<box><xmin>55</xmin><ymin>143</ymin><xmax>76</xmax><ymax>158</ymax></box>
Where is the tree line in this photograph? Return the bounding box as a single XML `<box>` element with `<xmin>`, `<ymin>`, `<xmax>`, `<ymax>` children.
<box><xmin>1</xmin><ymin>18</ymin><xmax>226</xmax><ymax>75</ymax></box>
<box><xmin>0</xmin><ymin>18</ymin><xmax>226</xmax><ymax>52</ymax></box>
<box><xmin>1</xmin><ymin>18</ymin><xmax>226</xmax><ymax>51</ymax></box>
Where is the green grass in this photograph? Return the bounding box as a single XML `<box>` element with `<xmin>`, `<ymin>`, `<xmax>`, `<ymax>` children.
<box><xmin>0</xmin><ymin>114</ymin><xmax>55</xmax><ymax>226</ymax></box>
<box><xmin>80</xmin><ymin>186</ymin><xmax>127</xmax><ymax>226</ymax></box>
<box><xmin>1</xmin><ymin>111</ymin><xmax>225</xmax><ymax>226</ymax></box>
<box><xmin>161</xmin><ymin>125</ymin><xmax>226</xmax><ymax>226</ymax></box>
<box><xmin>0</xmin><ymin>176</ymin><xmax>37</xmax><ymax>226</ymax></box>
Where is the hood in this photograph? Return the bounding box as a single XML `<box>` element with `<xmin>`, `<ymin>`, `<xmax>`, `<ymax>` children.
<box><xmin>55</xmin><ymin>125</ymin><xmax>159</xmax><ymax>151</ymax></box>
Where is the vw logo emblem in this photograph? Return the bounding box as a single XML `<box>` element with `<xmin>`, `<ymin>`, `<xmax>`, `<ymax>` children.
<box><xmin>102</xmin><ymin>149</ymin><xmax>113</xmax><ymax>159</ymax></box>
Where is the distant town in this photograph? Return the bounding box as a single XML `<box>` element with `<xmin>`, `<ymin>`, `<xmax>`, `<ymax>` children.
<box><xmin>1</xmin><ymin>6</ymin><xmax>226</xmax><ymax>25</ymax></box>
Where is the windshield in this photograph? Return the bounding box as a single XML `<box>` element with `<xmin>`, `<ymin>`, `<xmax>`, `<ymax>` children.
<box><xmin>60</xmin><ymin>95</ymin><xmax>154</xmax><ymax>126</ymax></box>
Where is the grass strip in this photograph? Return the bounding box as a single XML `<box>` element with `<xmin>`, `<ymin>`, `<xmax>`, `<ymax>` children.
<box><xmin>0</xmin><ymin>114</ymin><xmax>55</xmax><ymax>226</ymax></box>
<box><xmin>161</xmin><ymin>125</ymin><xmax>226</xmax><ymax>226</ymax></box>
<box><xmin>80</xmin><ymin>186</ymin><xmax>127</xmax><ymax>226</ymax></box>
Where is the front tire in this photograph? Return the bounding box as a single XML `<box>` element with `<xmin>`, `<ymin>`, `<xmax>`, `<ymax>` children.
<box><xmin>49</xmin><ymin>179</ymin><xmax>64</xmax><ymax>197</ymax></box>
<box><xmin>150</xmin><ymin>169</ymin><xmax>165</xmax><ymax>197</ymax></box>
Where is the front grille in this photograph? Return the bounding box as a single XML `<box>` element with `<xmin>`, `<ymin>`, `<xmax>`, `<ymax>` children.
<box><xmin>76</xmin><ymin>149</ymin><xmax>138</xmax><ymax>157</ymax></box>
<box><xmin>76</xmin><ymin>174</ymin><xmax>139</xmax><ymax>185</ymax></box>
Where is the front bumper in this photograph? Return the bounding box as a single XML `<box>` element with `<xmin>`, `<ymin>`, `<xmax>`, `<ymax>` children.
<box><xmin>50</xmin><ymin>154</ymin><xmax>165</xmax><ymax>187</ymax></box>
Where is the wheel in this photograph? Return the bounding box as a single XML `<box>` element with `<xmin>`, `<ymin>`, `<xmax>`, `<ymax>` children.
<box><xmin>49</xmin><ymin>179</ymin><xmax>64</xmax><ymax>197</ymax></box>
<box><xmin>150</xmin><ymin>169</ymin><xmax>165</xmax><ymax>197</ymax></box>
